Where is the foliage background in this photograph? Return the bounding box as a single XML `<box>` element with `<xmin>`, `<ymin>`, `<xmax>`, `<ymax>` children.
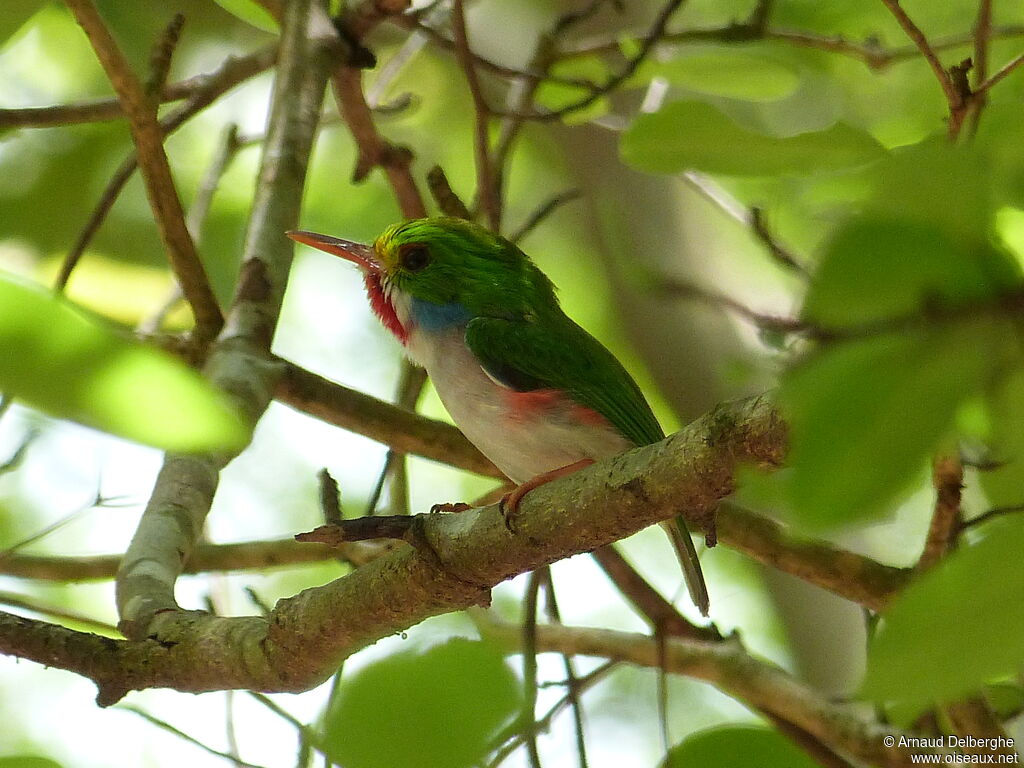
<box><xmin>1</xmin><ymin>0</ymin><xmax>1024</xmax><ymax>766</ymax></box>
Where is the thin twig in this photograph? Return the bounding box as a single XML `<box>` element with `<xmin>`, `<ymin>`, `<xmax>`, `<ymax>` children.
<box><xmin>967</xmin><ymin>0</ymin><xmax>993</xmax><ymax>136</ymax></box>
<box><xmin>510</xmin><ymin>190</ymin><xmax>582</xmax><ymax>244</ymax></box>
<box><xmin>877</xmin><ymin>0</ymin><xmax>964</xmax><ymax>138</ymax></box>
<box><xmin>959</xmin><ymin>502</ymin><xmax>1024</xmax><ymax>531</ymax></box>
<box><xmin>426</xmin><ymin>165</ymin><xmax>472</xmax><ymax>220</ymax></box>
<box><xmin>0</xmin><ymin>591</ymin><xmax>118</xmax><ymax>634</ymax></box>
<box><xmin>0</xmin><ymin>537</ymin><xmax>385</xmax><ymax>581</ymax></box>
<box><xmin>750</xmin><ymin>207</ymin><xmax>809</xmax><ymax>277</ymax></box>
<box><xmin>974</xmin><ymin>51</ymin><xmax>1024</xmax><ymax>93</ymax></box>
<box><xmin>590</xmin><ymin>545</ymin><xmax>720</xmax><ymax>642</ymax></box>
<box><xmin>276</xmin><ymin>361</ymin><xmax>502</xmax><ymax>478</ymax></box>
<box><xmin>540</xmin><ymin>569</ymin><xmax>589</xmax><ymax>768</ymax></box>
<box><xmin>247</xmin><ymin>692</ymin><xmax>328</xmax><ymax>761</ymax></box>
<box><xmin>119</xmin><ymin>706</ymin><xmax>271</xmax><ymax>768</ymax></box>
<box><xmin>145</xmin><ymin>13</ymin><xmax>186</xmax><ymax>97</ymax></box>
<box><xmin>522</xmin><ymin>571</ymin><xmax>544</xmax><ymax>768</ymax></box>
<box><xmin>318</xmin><ymin>469</ymin><xmax>343</xmax><ymax>524</ymax></box>
<box><xmin>0</xmin><ymin>428</ymin><xmax>37</xmax><ymax>476</ymax></box>
<box><xmin>0</xmin><ymin>45</ymin><xmax>276</xmax><ymax>129</ymax></box>
<box><xmin>138</xmin><ymin>122</ymin><xmax>241</xmax><ymax>335</ymax></box>
<box><xmin>499</xmin><ymin>0</ymin><xmax>688</xmax><ymax>122</ymax></box>
<box><xmin>485</xmin><ymin>659</ymin><xmax>617</xmax><ymax>768</ymax></box>
<box><xmin>451</xmin><ymin>0</ymin><xmax>499</xmax><ymax>230</ymax></box>
<box><xmin>366</xmin><ymin>362</ymin><xmax>427</xmax><ymax>517</ymax></box>
<box><xmin>64</xmin><ymin>0</ymin><xmax>224</xmax><ymax>345</ymax></box>
<box><xmin>55</xmin><ymin>50</ymin><xmax>260</xmax><ymax>302</ymax></box>
<box><xmin>657</xmin><ymin>279</ymin><xmax>812</xmax><ymax>338</ymax></box>
<box><xmin>558</xmin><ymin>18</ymin><xmax>1024</xmax><ymax>72</ymax></box>
<box><xmin>389</xmin><ymin>15</ymin><xmax>596</xmax><ymax>87</ymax></box>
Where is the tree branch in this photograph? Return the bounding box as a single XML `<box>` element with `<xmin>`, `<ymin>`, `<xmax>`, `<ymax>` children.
<box><xmin>1</xmin><ymin>396</ymin><xmax>784</xmax><ymax>702</ymax></box>
<box><xmin>0</xmin><ymin>538</ymin><xmax>386</xmax><ymax>581</ymax></box>
<box><xmin>716</xmin><ymin>504</ymin><xmax>911</xmax><ymax>610</ymax></box>
<box><xmin>274</xmin><ymin>361</ymin><xmax>502</xmax><ymax>478</ymax></box>
<box><xmin>451</xmin><ymin>0</ymin><xmax>499</xmax><ymax>230</ymax></box>
<box><xmin>0</xmin><ymin>45</ymin><xmax>275</xmax><ymax>129</ymax></box>
<box><xmin>478</xmin><ymin>618</ymin><xmax>949</xmax><ymax>768</ymax></box>
<box><xmin>115</xmin><ymin>0</ymin><xmax>332</xmax><ymax>639</ymax></box>
<box><xmin>63</xmin><ymin>0</ymin><xmax>224</xmax><ymax>344</ymax></box>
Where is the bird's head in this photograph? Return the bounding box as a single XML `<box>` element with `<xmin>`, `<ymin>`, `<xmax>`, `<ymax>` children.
<box><xmin>288</xmin><ymin>217</ymin><xmax>555</xmax><ymax>342</ymax></box>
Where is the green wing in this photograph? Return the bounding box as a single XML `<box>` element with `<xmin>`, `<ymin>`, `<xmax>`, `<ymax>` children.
<box><xmin>465</xmin><ymin>315</ymin><xmax>664</xmax><ymax>446</ymax></box>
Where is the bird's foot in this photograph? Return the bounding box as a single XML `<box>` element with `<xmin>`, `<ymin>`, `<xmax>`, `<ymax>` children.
<box><xmin>429</xmin><ymin>501</ymin><xmax>473</xmax><ymax>514</ymax></box>
<box><xmin>499</xmin><ymin>458</ymin><xmax>596</xmax><ymax>533</ymax></box>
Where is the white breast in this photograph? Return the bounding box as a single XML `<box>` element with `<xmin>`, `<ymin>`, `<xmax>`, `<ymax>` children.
<box><xmin>404</xmin><ymin>324</ymin><xmax>631</xmax><ymax>483</ymax></box>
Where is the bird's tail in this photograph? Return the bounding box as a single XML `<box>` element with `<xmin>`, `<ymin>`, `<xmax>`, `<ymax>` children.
<box><xmin>659</xmin><ymin>517</ymin><xmax>710</xmax><ymax>617</ymax></box>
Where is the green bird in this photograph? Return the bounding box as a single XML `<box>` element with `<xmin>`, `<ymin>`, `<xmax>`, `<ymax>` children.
<box><xmin>288</xmin><ymin>217</ymin><xmax>709</xmax><ymax>615</ymax></box>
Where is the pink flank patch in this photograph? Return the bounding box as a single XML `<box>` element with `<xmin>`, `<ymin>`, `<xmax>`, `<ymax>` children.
<box><xmin>364</xmin><ymin>273</ymin><xmax>408</xmax><ymax>344</ymax></box>
<box><xmin>502</xmin><ymin>388</ymin><xmax>609</xmax><ymax>427</ymax></box>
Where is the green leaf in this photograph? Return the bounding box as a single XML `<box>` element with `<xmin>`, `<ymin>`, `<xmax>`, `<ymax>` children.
<box><xmin>862</xmin><ymin>519</ymin><xmax>1024</xmax><ymax>719</ymax></box>
<box><xmin>662</xmin><ymin>725</ymin><xmax>821</xmax><ymax>768</ymax></box>
<box><xmin>780</xmin><ymin>322</ymin><xmax>1002</xmax><ymax>529</ymax></box>
<box><xmin>803</xmin><ymin>218</ymin><xmax>1021</xmax><ymax>330</ymax></box>
<box><xmin>323</xmin><ymin>639</ymin><xmax>521</xmax><ymax>768</ymax></box>
<box><xmin>0</xmin><ymin>272</ymin><xmax>248</xmax><ymax>452</ymax></box>
<box><xmin>985</xmin><ymin>682</ymin><xmax>1024</xmax><ymax>721</ymax></box>
<box><xmin>620</xmin><ymin>101</ymin><xmax>886</xmax><ymax>176</ymax></box>
<box><xmin>976</xmin><ymin>366</ymin><xmax>1024</xmax><ymax>510</ymax></box>
<box><xmin>860</xmin><ymin>140</ymin><xmax>1004</xmax><ymax>249</ymax></box>
<box><xmin>0</xmin><ymin>758</ymin><xmax>64</xmax><ymax>768</ymax></box>
<box><xmin>0</xmin><ymin>0</ymin><xmax>47</xmax><ymax>46</ymax></box>
<box><xmin>211</xmin><ymin>0</ymin><xmax>278</xmax><ymax>32</ymax></box>
<box><xmin>635</xmin><ymin>53</ymin><xmax>801</xmax><ymax>102</ymax></box>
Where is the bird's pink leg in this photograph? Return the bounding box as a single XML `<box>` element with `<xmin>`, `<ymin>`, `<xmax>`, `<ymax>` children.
<box><xmin>500</xmin><ymin>458</ymin><xmax>595</xmax><ymax>530</ymax></box>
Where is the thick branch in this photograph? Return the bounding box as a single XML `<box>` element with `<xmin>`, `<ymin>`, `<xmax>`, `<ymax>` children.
<box><xmin>115</xmin><ymin>0</ymin><xmax>331</xmax><ymax>639</ymax></box>
<box><xmin>3</xmin><ymin>396</ymin><xmax>784</xmax><ymax>701</ymax></box>
<box><xmin>275</xmin><ymin>361</ymin><xmax>502</xmax><ymax>478</ymax></box>
<box><xmin>716</xmin><ymin>504</ymin><xmax>911</xmax><ymax>610</ymax></box>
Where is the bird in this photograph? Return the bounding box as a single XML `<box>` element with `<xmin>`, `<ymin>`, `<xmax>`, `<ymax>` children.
<box><xmin>287</xmin><ymin>217</ymin><xmax>709</xmax><ymax>616</ymax></box>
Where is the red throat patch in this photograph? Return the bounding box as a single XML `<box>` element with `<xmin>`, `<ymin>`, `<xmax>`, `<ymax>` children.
<box><xmin>363</xmin><ymin>273</ymin><xmax>408</xmax><ymax>344</ymax></box>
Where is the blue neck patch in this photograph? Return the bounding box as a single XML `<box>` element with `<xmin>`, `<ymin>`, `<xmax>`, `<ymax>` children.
<box><xmin>411</xmin><ymin>297</ymin><xmax>473</xmax><ymax>331</ymax></box>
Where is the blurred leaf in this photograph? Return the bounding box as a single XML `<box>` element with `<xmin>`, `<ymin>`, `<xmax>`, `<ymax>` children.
<box><xmin>0</xmin><ymin>758</ymin><xmax>64</xmax><ymax>768</ymax></box>
<box><xmin>803</xmin><ymin>218</ymin><xmax>1021</xmax><ymax>330</ymax></box>
<box><xmin>323</xmin><ymin>639</ymin><xmax>520</xmax><ymax>768</ymax></box>
<box><xmin>633</xmin><ymin>53</ymin><xmax>801</xmax><ymax>102</ymax></box>
<box><xmin>211</xmin><ymin>0</ymin><xmax>278</xmax><ymax>32</ymax></box>
<box><xmin>986</xmin><ymin>682</ymin><xmax>1024</xmax><ymax>720</ymax></box>
<box><xmin>662</xmin><ymin>725</ymin><xmax>821</xmax><ymax>768</ymax></box>
<box><xmin>620</xmin><ymin>101</ymin><xmax>885</xmax><ymax>176</ymax></box>
<box><xmin>863</xmin><ymin>140</ymin><xmax>994</xmax><ymax>247</ymax></box>
<box><xmin>0</xmin><ymin>271</ymin><xmax>248</xmax><ymax>451</ymax></box>
<box><xmin>39</xmin><ymin>254</ymin><xmax>190</xmax><ymax>328</ymax></box>
<box><xmin>976</xmin><ymin>366</ymin><xmax>1024</xmax><ymax>510</ymax></box>
<box><xmin>0</xmin><ymin>0</ymin><xmax>47</xmax><ymax>46</ymax></box>
<box><xmin>780</xmin><ymin>321</ymin><xmax>1003</xmax><ymax>529</ymax></box>
<box><xmin>862</xmin><ymin>519</ymin><xmax>1024</xmax><ymax>719</ymax></box>
<box><xmin>996</xmin><ymin>206</ymin><xmax>1024</xmax><ymax>268</ymax></box>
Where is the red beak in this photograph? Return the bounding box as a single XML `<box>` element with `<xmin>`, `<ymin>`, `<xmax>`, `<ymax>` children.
<box><xmin>287</xmin><ymin>230</ymin><xmax>380</xmax><ymax>272</ymax></box>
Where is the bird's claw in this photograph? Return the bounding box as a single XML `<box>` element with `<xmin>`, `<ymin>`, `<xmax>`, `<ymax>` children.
<box><xmin>429</xmin><ymin>501</ymin><xmax>473</xmax><ymax>514</ymax></box>
<box><xmin>498</xmin><ymin>487</ymin><xmax>528</xmax><ymax>533</ymax></box>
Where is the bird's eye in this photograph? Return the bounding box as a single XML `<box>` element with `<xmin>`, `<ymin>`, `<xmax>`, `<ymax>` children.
<box><xmin>400</xmin><ymin>245</ymin><xmax>431</xmax><ymax>272</ymax></box>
